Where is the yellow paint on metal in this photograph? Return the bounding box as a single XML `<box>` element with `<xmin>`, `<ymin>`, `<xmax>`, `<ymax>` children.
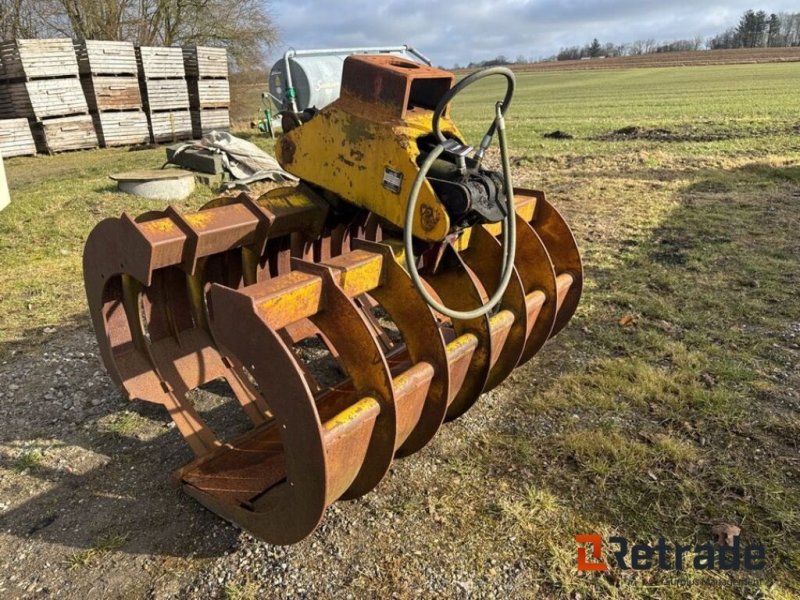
<box><xmin>256</xmin><ymin>186</ymin><xmax>329</xmax><ymax>238</ymax></box>
<box><xmin>277</xmin><ymin>99</ymin><xmax>461</xmax><ymax>243</ymax></box>
<box><xmin>514</xmin><ymin>195</ymin><xmax>537</xmax><ymax>224</ymax></box>
<box><xmin>333</xmin><ymin>254</ymin><xmax>383</xmax><ymax>298</ymax></box>
<box><xmin>141</xmin><ymin>219</ymin><xmax>176</xmax><ymax>233</ymax></box>
<box><xmin>258</xmin><ymin>187</ymin><xmax>316</xmax><ymax>212</ymax></box>
<box><xmin>323</xmin><ymin>397</ymin><xmax>380</xmax><ymax>432</ymax></box>
<box><xmin>445</xmin><ymin>333</ymin><xmax>479</xmax><ymax>354</ymax></box>
<box><xmin>186</xmin><ymin>269</ymin><xmax>209</xmax><ymax>331</ymax></box>
<box><xmin>451</xmin><ymin>228</ymin><xmax>472</xmax><ymax>252</ymax></box>
<box><xmin>184</xmin><ymin>212</ymin><xmax>213</xmax><ymax>229</ymax></box>
<box><xmin>481</xmin><ymin>195</ymin><xmax>536</xmax><ymax>237</ymax></box>
<box><xmin>378</xmin><ymin>239</ymin><xmax>407</xmax><ymax>264</ymax></box>
<box><xmin>257</xmin><ymin>272</ymin><xmax>324</xmax><ymax>330</ymax></box>
<box><xmin>489</xmin><ymin>309</ymin><xmax>516</xmax><ymax>331</ymax></box>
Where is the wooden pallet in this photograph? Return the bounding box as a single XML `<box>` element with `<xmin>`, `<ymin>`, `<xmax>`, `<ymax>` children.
<box><xmin>77</xmin><ymin>40</ymin><xmax>138</xmax><ymax>76</ymax></box>
<box><xmin>136</xmin><ymin>46</ymin><xmax>185</xmax><ymax>79</ymax></box>
<box><xmin>148</xmin><ymin>109</ymin><xmax>193</xmax><ymax>143</ymax></box>
<box><xmin>0</xmin><ymin>38</ymin><xmax>79</xmax><ymax>80</ymax></box>
<box><xmin>188</xmin><ymin>78</ymin><xmax>230</xmax><ymax>109</ymax></box>
<box><xmin>93</xmin><ymin>110</ymin><xmax>150</xmax><ymax>147</ymax></box>
<box><xmin>191</xmin><ymin>108</ymin><xmax>230</xmax><ymax>137</ymax></box>
<box><xmin>0</xmin><ymin>118</ymin><xmax>36</xmax><ymax>157</ymax></box>
<box><xmin>32</xmin><ymin>114</ymin><xmax>98</xmax><ymax>153</ymax></box>
<box><xmin>141</xmin><ymin>78</ymin><xmax>190</xmax><ymax>111</ymax></box>
<box><xmin>8</xmin><ymin>78</ymin><xmax>89</xmax><ymax>120</ymax></box>
<box><xmin>0</xmin><ymin>82</ymin><xmax>14</xmax><ymax>119</ymax></box>
<box><xmin>82</xmin><ymin>76</ymin><xmax>142</xmax><ymax>112</ymax></box>
<box><xmin>182</xmin><ymin>46</ymin><xmax>228</xmax><ymax>79</ymax></box>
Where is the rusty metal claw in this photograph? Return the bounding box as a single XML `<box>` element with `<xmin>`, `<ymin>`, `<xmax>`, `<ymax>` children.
<box><xmin>83</xmin><ymin>56</ymin><xmax>582</xmax><ymax>544</ymax></box>
<box><xmin>83</xmin><ymin>184</ymin><xmax>581</xmax><ymax>543</ymax></box>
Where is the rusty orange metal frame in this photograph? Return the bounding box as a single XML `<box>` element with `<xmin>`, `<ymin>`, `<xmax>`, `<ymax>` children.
<box><xmin>83</xmin><ymin>55</ymin><xmax>582</xmax><ymax>544</ymax></box>
<box><xmin>84</xmin><ymin>187</ymin><xmax>581</xmax><ymax>543</ymax></box>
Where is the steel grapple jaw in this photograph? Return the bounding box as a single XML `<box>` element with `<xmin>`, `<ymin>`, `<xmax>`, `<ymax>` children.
<box><xmin>82</xmin><ymin>56</ymin><xmax>583</xmax><ymax>544</ymax></box>
<box><xmin>83</xmin><ymin>189</ymin><xmax>580</xmax><ymax>543</ymax></box>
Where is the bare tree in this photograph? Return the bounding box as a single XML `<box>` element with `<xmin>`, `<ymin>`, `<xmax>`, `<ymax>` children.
<box><xmin>780</xmin><ymin>12</ymin><xmax>800</xmax><ymax>46</ymax></box>
<box><xmin>158</xmin><ymin>0</ymin><xmax>279</xmax><ymax>67</ymax></box>
<box><xmin>0</xmin><ymin>0</ymin><xmax>46</xmax><ymax>38</ymax></box>
<box><xmin>0</xmin><ymin>0</ymin><xmax>278</xmax><ymax>69</ymax></box>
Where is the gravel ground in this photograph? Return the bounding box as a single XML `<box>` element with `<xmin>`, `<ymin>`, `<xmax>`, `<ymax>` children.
<box><xmin>0</xmin><ymin>323</ymin><xmax>570</xmax><ymax>599</ymax></box>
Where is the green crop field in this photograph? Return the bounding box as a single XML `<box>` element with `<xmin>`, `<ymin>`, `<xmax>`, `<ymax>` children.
<box><xmin>0</xmin><ymin>62</ymin><xmax>799</xmax><ymax>598</ymax></box>
<box><xmin>454</xmin><ymin>62</ymin><xmax>799</xmax><ymax>154</ymax></box>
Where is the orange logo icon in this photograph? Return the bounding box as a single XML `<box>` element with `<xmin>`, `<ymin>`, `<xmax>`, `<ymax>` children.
<box><xmin>576</xmin><ymin>534</ymin><xmax>608</xmax><ymax>571</ymax></box>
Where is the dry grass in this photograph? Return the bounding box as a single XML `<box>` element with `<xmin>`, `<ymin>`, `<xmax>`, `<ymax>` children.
<box><xmin>460</xmin><ymin>152</ymin><xmax>800</xmax><ymax>598</ymax></box>
<box><xmin>66</xmin><ymin>533</ymin><xmax>129</xmax><ymax>569</ymax></box>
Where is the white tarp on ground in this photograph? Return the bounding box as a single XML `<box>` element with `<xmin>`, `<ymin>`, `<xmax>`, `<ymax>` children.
<box><xmin>196</xmin><ymin>131</ymin><xmax>297</xmax><ymax>184</ymax></box>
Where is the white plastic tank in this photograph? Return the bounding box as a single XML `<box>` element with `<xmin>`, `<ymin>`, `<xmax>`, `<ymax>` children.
<box><xmin>268</xmin><ymin>47</ymin><xmax>428</xmax><ymax>113</ymax></box>
<box><xmin>269</xmin><ymin>54</ymin><xmax>350</xmax><ymax>112</ymax></box>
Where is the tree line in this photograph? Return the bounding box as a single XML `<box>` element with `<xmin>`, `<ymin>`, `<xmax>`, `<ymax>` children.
<box><xmin>0</xmin><ymin>0</ymin><xmax>278</xmax><ymax>68</ymax></box>
<box><xmin>459</xmin><ymin>9</ymin><xmax>800</xmax><ymax>68</ymax></box>
<box><xmin>708</xmin><ymin>10</ymin><xmax>800</xmax><ymax>49</ymax></box>
<box><xmin>553</xmin><ymin>10</ymin><xmax>800</xmax><ymax>62</ymax></box>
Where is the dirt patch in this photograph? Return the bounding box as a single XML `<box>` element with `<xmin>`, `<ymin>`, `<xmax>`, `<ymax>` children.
<box><xmin>543</xmin><ymin>130</ymin><xmax>574</xmax><ymax>140</ymax></box>
<box><xmin>510</xmin><ymin>155</ymin><xmax>534</xmax><ymax>167</ymax></box>
<box><xmin>650</xmin><ymin>234</ymin><xmax>693</xmax><ymax>265</ymax></box>
<box><xmin>596</xmin><ymin>125</ymin><xmax>738</xmax><ymax>143</ymax></box>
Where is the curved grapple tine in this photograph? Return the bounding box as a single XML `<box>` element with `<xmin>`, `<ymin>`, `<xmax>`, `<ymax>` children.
<box><xmin>182</xmin><ymin>246</ymin><xmax>453</xmax><ymax>542</ymax></box>
<box><xmin>458</xmin><ymin>226</ymin><xmax>528</xmax><ymax>391</ymax></box>
<box><xmin>497</xmin><ymin>213</ymin><xmax>559</xmax><ymax>365</ymax></box>
<box><xmin>186</xmin><ymin>283</ymin><xmax>333</xmax><ymax>545</ymax></box>
<box><xmin>351</xmin><ymin>239</ymin><xmax>477</xmax><ymax>456</ymax></box>
<box><xmin>291</xmin><ymin>259</ymin><xmax>403</xmax><ymax>500</ymax></box>
<box><xmin>523</xmin><ymin>189</ymin><xmax>583</xmax><ymax>337</ymax></box>
<box><xmin>420</xmin><ymin>245</ymin><xmax>500</xmax><ymax>420</ymax></box>
<box><xmin>186</xmin><ymin>262</ymin><xmax>398</xmax><ymax>543</ymax></box>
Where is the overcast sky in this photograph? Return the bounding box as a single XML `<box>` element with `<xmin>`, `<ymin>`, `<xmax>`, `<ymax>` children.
<box><xmin>268</xmin><ymin>1</ymin><xmax>798</xmax><ymax>66</ymax></box>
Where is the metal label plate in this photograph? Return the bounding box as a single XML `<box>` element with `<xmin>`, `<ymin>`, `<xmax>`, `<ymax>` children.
<box><xmin>382</xmin><ymin>167</ymin><xmax>403</xmax><ymax>194</ymax></box>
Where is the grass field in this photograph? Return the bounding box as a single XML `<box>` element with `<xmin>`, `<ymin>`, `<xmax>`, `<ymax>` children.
<box><xmin>1</xmin><ymin>61</ymin><xmax>799</xmax><ymax>598</ymax></box>
<box><xmin>499</xmin><ymin>47</ymin><xmax>800</xmax><ymax>72</ymax></box>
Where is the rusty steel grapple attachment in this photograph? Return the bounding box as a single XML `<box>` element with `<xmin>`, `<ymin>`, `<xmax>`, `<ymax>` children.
<box><xmin>83</xmin><ymin>55</ymin><xmax>582</xmax><ymax>544</ymax></box>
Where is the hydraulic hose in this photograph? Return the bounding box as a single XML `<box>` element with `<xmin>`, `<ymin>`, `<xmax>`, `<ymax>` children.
<box><xmin>432</xmin><ymin>66</ymin><xmax>516</xmax><ymax>159</ymax></box>
<box><xmin>404</xmin><ymin>68</ymin><xmax>517</xmax><ymax>320</ymax></box>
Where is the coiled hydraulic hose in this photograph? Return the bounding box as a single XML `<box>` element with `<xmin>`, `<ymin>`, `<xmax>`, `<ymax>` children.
<box><xmin>404</xmin><ymin>67</ymin><xmax>517</xmax><ymax>320</ymax></box>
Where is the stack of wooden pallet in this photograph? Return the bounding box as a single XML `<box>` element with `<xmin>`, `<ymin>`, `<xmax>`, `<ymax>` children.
<box><xmin>0</xmin><ymin>38</ymin><xmax>97</xmax><ymax>153</ymax></box>
<box><xmin>0</xmin><ymin>51</ymin><xmax>36</xmax><ymax>157</ymax></box>
<box><xmin>0</xmin><ymin>60</ymin><xmax>13</xmax><ymax>119</ymax></box>
<box><xmin>136</xmin><ymin>46</ymin><xmax>192</xmax><ymax>142</ymax></box>
<box><xmin>183</xmin><ymin>46</ymin><xmax>230</xmax><ymax>137</ymax></box>
<box><xmin>78</xmin><ymin>40</ymin><xmax>149</xmax><ymax>147</ymax></box>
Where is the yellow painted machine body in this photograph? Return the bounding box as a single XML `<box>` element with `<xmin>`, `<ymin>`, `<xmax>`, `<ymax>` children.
<box><xmin>276</xmin><ymin>55</ymin><xmax>461</xmax><ymax>242</ymax></box>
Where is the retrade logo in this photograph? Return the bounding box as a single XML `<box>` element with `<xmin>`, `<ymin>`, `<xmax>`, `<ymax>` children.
<box><xmin>576</xmin><ymin>534</ymin><xmax>765</xmax><ymax>572</ymax></box>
